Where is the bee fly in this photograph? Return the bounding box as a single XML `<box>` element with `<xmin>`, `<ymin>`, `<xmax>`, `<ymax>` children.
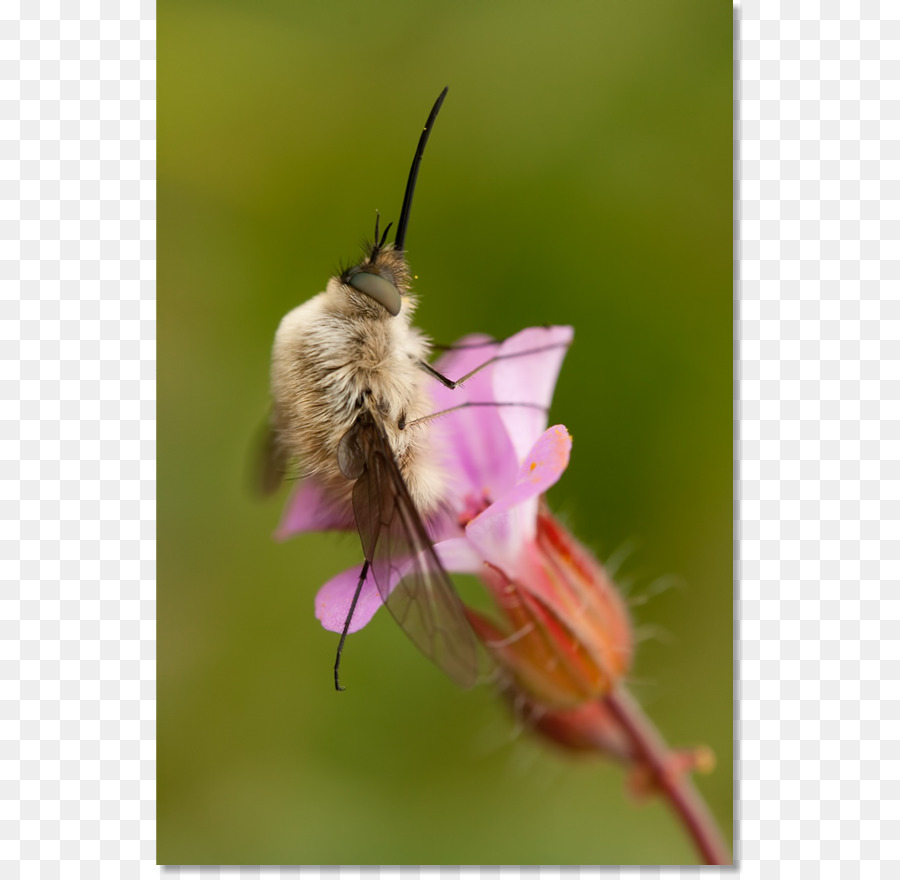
<box><xmin>262</xmin><ymin>87</ymin><xmax>552</xmax><ymax>690</ymax></box>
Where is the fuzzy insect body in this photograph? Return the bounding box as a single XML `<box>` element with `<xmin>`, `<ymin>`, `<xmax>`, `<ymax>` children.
<box><xmin>270</xmin><ymin>247</ymin><xmax>445</xmax><ymax>518</ymax></box>
<box><xmin>265</xmin><ymin>88</ymin><xmax>484</xmax><ymax>689</ymax></box>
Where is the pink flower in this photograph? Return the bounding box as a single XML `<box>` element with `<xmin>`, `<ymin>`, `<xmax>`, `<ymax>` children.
<box><xmin>272</xmin><ymin>324</ymin><xmax>731</xmax><ymax>863</ymax></box>
<box><xmin>278</xmin><ymin>323</ymin><xmax>631</xmax><ymax>706</ymax></box>
<box><xmin>278</xmin><ymin>325</ymin><xmax>573</xmax><ymax>623</ymax></box>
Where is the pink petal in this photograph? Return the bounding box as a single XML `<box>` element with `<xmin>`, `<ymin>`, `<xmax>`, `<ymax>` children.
<box><xmin>314</xmin><ymin>565</ymin><xmax>384</xmax><ymax>633</ymax></box>
<box><xmin>313</xmin><ymin>541</ymin><xmax>471</xmax><ymax>634</ymax></box>
<box><xmin>275</xmin><ymin>478</ymin><xmax>354</xmax><ymax>540</ymax></box>
<box><xmin>434</xmin><ymin>537</ymin><xmax>484</xmax><ymax>574</ymax></box>
<box><xmin>465</xmin><ymin>425</ymin><xmax>573</xmax><ymax>576</ymax></box>
<box><xmin>493</xmin><ymin>326</ymin><xmax>574</xmax><ymax>464</ymax></box>
<box><xmin>429</xmin><ymin>405</ymin><xmax>517</xmax><ymax>511</ymax></box>
<box><xmin>427</xmin><ymin>334</ymin><xmax>518</xmax><ymax>503</ymax></box>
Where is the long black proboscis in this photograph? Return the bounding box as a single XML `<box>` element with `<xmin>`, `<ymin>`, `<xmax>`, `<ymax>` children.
<box><xmin>394</xmin><ymin>86</ymin><xmax>449</xmax><ymax>253</ymax></box>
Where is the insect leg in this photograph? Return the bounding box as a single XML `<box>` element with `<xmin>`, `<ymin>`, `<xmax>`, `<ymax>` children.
<box><xmin>418</xmin><ymin>340</ymin><xmax>571</xmax><ymax>390</ymax></box>
<box><xmin>430</xmin><ymin>337</ymin><xmax>504</xmax><ymax>352</ymax></box>
<box><xmin>404</xmin><ymin>400</ymin><xmax>547</xmax><ymax>430</ymax></box>
<box><xmin>333</xmin><ymin>558</ymin><xmax>370</xmax><ymax>692</ymax></box>
<box><xmin>430</xmin><ymin>327</ymin><xmax>558</xmax><ymax>352</ymax></box>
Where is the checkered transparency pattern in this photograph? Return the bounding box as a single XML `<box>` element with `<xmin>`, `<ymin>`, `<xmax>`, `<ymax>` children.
<box><xmin>3</xmin><ymin>0</ymin><xmax>898</xmax><ymax>876</ymax></box>
<box><xmin>1</xmin><ymin>2</ymin><xmax>157</xmax><ymax>877</ymax></box>
<box><xmin>740</xmin><ymin>4</ymin><xmax>899</xmax><ymax>877</ymax></box>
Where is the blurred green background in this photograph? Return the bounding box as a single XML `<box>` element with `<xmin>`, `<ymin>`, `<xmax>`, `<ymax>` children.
<box><xmin>159</xmin><ymin>0</ymin><xmax>733</xmax><ymax>866</ymax></box>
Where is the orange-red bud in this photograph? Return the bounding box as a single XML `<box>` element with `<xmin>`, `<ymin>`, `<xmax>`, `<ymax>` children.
<box><xmin>466</xmin><ymin>503</ymin><xmax>632</xmax><ymax>709</ymax></box>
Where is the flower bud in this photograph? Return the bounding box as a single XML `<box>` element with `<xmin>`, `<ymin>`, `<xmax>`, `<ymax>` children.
<box><xmin>465</xmin><ymin>503</ymin><xmax>633</xmax><ymax>709</ymax></box>
<box><xmin>521</xmin><ymin>695</ymin><xmax>634</xmax><ymax>760</ymax></box>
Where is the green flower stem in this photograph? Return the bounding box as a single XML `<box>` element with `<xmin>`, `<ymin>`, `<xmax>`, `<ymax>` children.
<box><xmin>603</xmin><ymin>686</ymin><xmax>732</xmax><ymax>866</ymax></box>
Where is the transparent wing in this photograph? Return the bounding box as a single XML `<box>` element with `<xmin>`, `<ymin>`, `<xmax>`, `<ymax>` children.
<box><xmin>253</xmin><ymin>420</ymin><xmax>287</xmax><ymax>496</ymax></box>
<box><xmin>344</xmin><ymin>416</ymin><xmax>481</xmax><ymax>688</ymax></box>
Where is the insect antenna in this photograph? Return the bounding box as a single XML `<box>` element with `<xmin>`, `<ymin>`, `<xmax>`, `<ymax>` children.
<box><xmin>394</xmin><ymin>86</ymin><xmax>449</xmax><ymax>252</ymax></box>
<box><xmin>370</xmin><ymin>212</ymin><xmax>394</xmax><ymax>258</ymax></box>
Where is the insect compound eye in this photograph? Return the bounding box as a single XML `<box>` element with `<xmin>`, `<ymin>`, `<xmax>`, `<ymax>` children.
<box><xmin>348</xmin><ymin>271</ymin><xmax>402</xmax><ymax>317</ymax></box>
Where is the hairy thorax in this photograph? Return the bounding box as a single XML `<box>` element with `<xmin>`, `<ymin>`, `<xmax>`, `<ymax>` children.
<box><xmin>269</xmin><ymin>280</ymin><xmax>446</xmax><ymax>515</ymax></box>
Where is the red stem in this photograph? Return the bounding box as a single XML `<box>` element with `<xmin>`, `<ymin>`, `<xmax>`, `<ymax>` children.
<box><xmin>603</xmin><ymin>687</ymin><xmax>731</xmax><ymax>866</ymax></box>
